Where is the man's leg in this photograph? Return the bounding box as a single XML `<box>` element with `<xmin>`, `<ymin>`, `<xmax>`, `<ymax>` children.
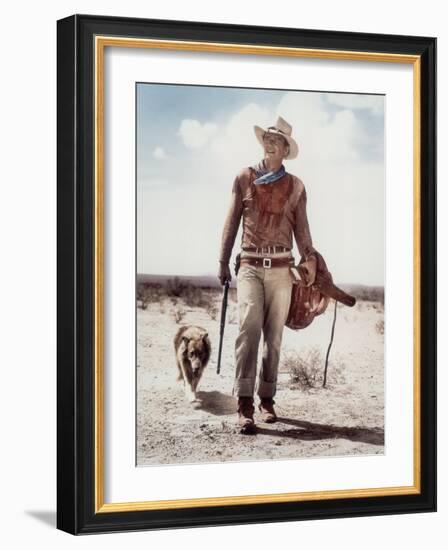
<box><xmin>257</xmin><ymin>267</ymin><xmax>293</xmax><ymax>420</ymax></box>
<box><xmin>234</xmin><ymin>265</ymin><xmax>264</xmax><ymax>433</ymax></box>
<box><xmin>234</xmin><ymin>265</ymin><xmax>264</xmax><ymax>397</ymax></box>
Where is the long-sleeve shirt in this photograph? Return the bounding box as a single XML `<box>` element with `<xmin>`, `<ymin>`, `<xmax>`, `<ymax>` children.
<box><xmin>219</xmin><ymin>166</ymin><xmax>316</xmax><ymax>263</ymax></box>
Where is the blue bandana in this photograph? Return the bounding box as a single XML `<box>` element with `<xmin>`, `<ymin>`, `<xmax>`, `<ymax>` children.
<box><xmin>253</xmin><ymin>161</ymin><xmax>286</xmax><ymax>185</ymax></box>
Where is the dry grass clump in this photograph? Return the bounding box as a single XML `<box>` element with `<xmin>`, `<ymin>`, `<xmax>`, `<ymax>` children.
<box><xmin>173</xmin><ymin>307</ymin><xmax>186</xmax><ymax>324</ymax></box>
<box><xmin>183</xmin><ymin>286</ymin><xmax>208</xmax><ymax>308</ymax></box>
<box><xmin>166</xmin><ymin>277</ymin><xmax>214</xmax><ymax>310</ymax></box>
<box><xmin>376</xmin><ymin>319</ymin><xmax>384</xmax><ymax>335</ymax></box>
<box><xmin>284</xmin><ymin>347</ymin><xmax>346</xmax><ymax>390</ymax></box>
<box><xmin>371</xmin><ymin>301</ymin><xmax>384</xmax><ymax>314</ymax></box>
<box><xmin>285</xmin><ymin>348</ymin><xmax>323</xmax><ymax>390</ymax></box>
<box><xmin>357</xmin><ymin>287</ymin><xmax>384</xmax><ymax>304</ymax></box>
<box><xmin>205</xmin><ymin>302</ymin><xmax>219</xmax><ymax>320</ymax></box>
<box><xmin>165</xmin><ymin>276</ymin><xmax>188</xmax><ymax>297</ymax></box>
<box><xmin>137</xmin><ymin>283</ymin><xmax>163</xmax><ymax>310</ymax></box>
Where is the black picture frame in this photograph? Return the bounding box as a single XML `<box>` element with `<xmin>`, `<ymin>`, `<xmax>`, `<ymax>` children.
<box><xmin>57</xmin><ymin>14</ymin><xmax>436</xmax><ymax>535</ymax></box>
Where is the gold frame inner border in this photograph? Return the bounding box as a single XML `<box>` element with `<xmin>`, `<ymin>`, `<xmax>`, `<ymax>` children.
<box><xmin>94</xmin><ymin>35</ymin><xmax>421</xmax><ymax>514</ymax></box>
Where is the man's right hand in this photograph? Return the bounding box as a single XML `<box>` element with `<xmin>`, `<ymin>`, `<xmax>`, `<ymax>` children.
<box><xmin>218</xmin><ymin>262</ymin><xmax>232</xmax><ymax>286</ymax></box>
<box><xmin>298</xmin><ymin>256</ymin><xmax>317</xmax><ymax>287</ymax></box>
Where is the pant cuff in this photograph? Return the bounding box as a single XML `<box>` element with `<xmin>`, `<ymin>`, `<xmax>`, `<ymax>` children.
<box><xmin>256</xmin><ymin>379</ymin><xmax>277</xmax><ymax>398</ymax></box>
<box><xmin>234</xmin><ymin>377</ymin><xmax>255</xmax><ymax>397</ymax></box>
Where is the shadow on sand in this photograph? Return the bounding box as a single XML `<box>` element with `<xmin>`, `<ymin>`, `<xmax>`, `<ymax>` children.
<box><xmin>195</xmin><ymin>390</ymin><xmax>237</xmax><ymax>415</ymax></box>
<box><xmin>257</xmin><ymin>417</ymin><xmax>384</xmax><ymax>446</ymax></box>
<box><xmin>191</xmin><ymin>394</ymin><xmax>383</xmax><ymax>446</ymax></box>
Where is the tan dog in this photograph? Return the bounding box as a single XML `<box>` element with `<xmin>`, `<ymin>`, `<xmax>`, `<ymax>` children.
<box><xmin>174</xmin><ymin>325</ymin><xmax>211</xmax><ymax>402</ymax></box>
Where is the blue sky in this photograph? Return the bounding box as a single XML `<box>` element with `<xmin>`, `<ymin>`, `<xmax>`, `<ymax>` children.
<box><xmin>136</xmin><ymin>83</ymin><xmax>384</xmax><ymax>285</ymax></box>
<box><xmin>137</xmin><ymin>84</ymin><xmax>280</xmax><ymax>187</ymax></box>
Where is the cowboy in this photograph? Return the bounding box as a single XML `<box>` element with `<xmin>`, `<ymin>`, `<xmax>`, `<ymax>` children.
<box><xmin>218</xmin><ymin>116</ymin><xmax>318</xmax><ymax>434</ymax></box>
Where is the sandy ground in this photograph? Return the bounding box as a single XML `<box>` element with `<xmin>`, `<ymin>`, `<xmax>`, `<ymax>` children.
<box><xmin>137</xmin><ymin>288</ymin><xmax>384</xmax><ymax>466</ymax></box>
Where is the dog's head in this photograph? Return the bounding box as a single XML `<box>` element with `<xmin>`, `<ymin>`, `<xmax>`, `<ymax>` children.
<box><xmin>182</xmin><ymin>332</ymin><xmax>209</xmax><ymax>376</ymax></box>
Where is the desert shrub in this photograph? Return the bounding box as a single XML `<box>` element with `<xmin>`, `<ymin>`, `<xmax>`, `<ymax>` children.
<box><xmin>184</xmin><ymin>285</ymin><xmax>207</xmax><ymax>308</ymax></box>
<box><xmin>166</xmin><ymin>277</ymin><xmax>188</xmax><ymax>298</ymax></box>
<box><xmin>165</xmin><ymin>278</ymin><xmax>213</xmax><ymax>309</ymax></box>
<box><xmin>138</xmin><ymin>300</ymin><xmax>148</xmax><ymax>311</ymax></box>
<box><xmin>205</xmin><ymin>302</ymin><xmax>219</xmax><ymax>320</ymax></box>
<box><xmin>358</xmin><ymin>287</ymin><xmax>384</xmax><ymax>304</ymax></box>
<box><xmin>173</xmin><ymin>307</ymin><xmax>186</xmax><ymax>324</ymax></box>
<box><xmin>137</xmin><ymin>283</ymin><xmax>163</xmax><ymax>310</ymax></box>
<box><xmin>376</xmin><ymin>319</ymin><xmax>385</xmax><ymax>335</ymax></box>
<box><xmin>284</xmin><ymin>348</ymin><xmax>345</xmax><ymax>390</ymax></box>
<box><xmin>284</xmin><ymin>348</ymin><xmax>323</xmax><ymax>390</ymax></box>
<box><xmin>183</xmin><ymin>285</ymin><xmax>217</xmax><ymax>311</ymax></box>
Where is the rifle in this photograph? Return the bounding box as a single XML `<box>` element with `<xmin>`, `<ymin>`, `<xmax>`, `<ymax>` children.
<box><xmin>216</xmin><ymin>280</ymin><xmax>230</xmax><ymax>374</ymax></box>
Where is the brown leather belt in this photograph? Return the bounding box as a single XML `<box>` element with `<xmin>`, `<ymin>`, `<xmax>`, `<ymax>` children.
<box><xmin>240</xmin><ymin>257</ymin><xmax>294</xmax><ymax>269</ymax></box>
<box><xmin>243</xmin><ymin>246</ymin><xmax>290</xmax><ymax>254</ymax></box>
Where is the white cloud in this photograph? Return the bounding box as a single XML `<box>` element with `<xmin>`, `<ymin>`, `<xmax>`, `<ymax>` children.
<box><xmin>324</xmin><ymin>93</ymin><xmax>384</xmax><ymax>115</ymax></box>
<box><xmin>152</xmin><ymin>146</ymin><xmax>167</xmax><ymax>160</ymax></box>
<box><xmin>178</xmin><ymin>119</ymin><xmax>218</xmax><ymax>149</ymax></box>
<box><xmin>209</xmin><ymin>102</ymin><xmax>271</xmax><ymax>174</ymax></box>
<box><xmin>271</xmin><ymin>92</ymin><xmax>368</xmax><ymax>163</ymax></box>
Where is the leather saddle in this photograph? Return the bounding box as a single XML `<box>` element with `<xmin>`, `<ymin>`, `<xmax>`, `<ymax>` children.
<box><xmin>285</xmin><ymin>251</ymin><xmax>356</xmax><ymax>330</ymax></box>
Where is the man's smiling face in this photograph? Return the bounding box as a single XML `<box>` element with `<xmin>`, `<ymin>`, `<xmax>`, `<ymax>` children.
<box><xmin>263</xmin><ymin>133</ymin><xmax>289</xmax><ymax>164</ymax></box>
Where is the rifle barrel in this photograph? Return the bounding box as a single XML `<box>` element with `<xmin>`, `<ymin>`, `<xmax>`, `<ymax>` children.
<box><xmin>216</xmin><ymin>281</ymin><xmax>229</xmax><ymax>374</ymax></box>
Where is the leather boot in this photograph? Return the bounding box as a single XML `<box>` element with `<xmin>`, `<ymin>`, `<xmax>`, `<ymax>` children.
<box><xmin>259</xmin><ymin>398</ymin><xmax>277</xmax><ymax>423</ymax></box>
<box><xmin>237</xmin><ymin>397</ymin><xmax>256</xmax><ymax>435</ymax></box>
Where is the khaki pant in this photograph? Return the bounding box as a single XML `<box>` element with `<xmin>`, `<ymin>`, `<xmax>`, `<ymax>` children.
<box><xmin>234</xmin><ymin>260</ymin><xmax>293</xmax><ymax>398</ymax></box>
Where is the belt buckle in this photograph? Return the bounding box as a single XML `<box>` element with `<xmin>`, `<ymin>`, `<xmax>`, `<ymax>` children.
<box><xmin>263</xmin><ymin>258</ymin><xmax>272</xmax><ymax>269</ymax></box>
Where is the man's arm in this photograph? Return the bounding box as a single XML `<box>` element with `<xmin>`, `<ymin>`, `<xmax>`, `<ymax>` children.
<box><xmin>218</xmin><ymin>175</ymin><xmax>243</xmax><ymax>284</ymax></box>
<box><xmin>294</xmin><ymin>187</ymin><xmax>316</xmax><ymax>260</ymax></box>
<box><xmin>294</xmin><ymin>186</ymin><xmax>317</xmax><ymax>286</ymax></box>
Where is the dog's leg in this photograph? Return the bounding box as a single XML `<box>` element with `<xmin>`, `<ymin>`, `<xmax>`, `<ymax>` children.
<box><xmin>175</xmin><ymin>358</ymin><xmax>184</xmax><ymax>382</ymax></box>
<box><xmin>190</xmin><ymin>378</ymin><xmax>199</xmax><ymax>401</ymax></box>
<box><xmin>186</xmin><ymin>376</ymin><xmax>197</xmax><ymax>402</ymax></box>
<box><xmin>191</xmin><ymin>371</ymin><xmax>203</xmax><ymax>395</ymax></box>
<box><xmin>179</xmin><ymin>359</ymin><xmax>197</xmax><ymax>402</ymax></box>
<box><xmin>185</xmin><ymin>383</ymin><xmax>197</xmax><ymax>403</ymax></box>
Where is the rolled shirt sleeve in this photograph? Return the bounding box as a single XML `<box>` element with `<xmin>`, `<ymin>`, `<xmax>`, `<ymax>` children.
<box><xmin>219</xmin><ymin>175</ymin><xmax>243</xmax><ymax>264</ymax></box>
<box><xmin>293</xmin><ymin>187</ymin><xmax>317</xmax><ymax>260</ymax></box>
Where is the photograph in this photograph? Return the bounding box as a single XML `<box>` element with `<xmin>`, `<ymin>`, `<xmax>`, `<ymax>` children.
<box><xmin>136</xmin><ymin>83</ymin><xmax>385</xmax><ymax>466</ymax></box>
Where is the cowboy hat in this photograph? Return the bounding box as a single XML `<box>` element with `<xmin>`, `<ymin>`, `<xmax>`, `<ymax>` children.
<box><xmin>254</xmin><ymin>116</ymin><xmax>299</xmax><ymax>160</ymax></box>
